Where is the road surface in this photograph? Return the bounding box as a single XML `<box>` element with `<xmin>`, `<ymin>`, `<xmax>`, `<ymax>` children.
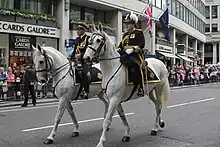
<box><xmin>0</xmin><ymin>84</ymin><xmax>220</xmax><ymax>147</ymax></box>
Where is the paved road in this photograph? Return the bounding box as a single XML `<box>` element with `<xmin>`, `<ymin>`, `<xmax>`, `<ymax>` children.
<box><xmin>0</xmin><ymin>84</ymin><xmax>220</xmax><ymax>147</ymax></box>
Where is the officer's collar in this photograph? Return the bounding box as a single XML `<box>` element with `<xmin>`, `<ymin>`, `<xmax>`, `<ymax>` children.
<box><xmin>80</xmin><ymin>33</ymin><xmax>86</xmax><ymax>39</ymax></box>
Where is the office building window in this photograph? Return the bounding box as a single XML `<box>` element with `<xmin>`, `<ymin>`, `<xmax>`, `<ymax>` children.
<box><xmin>19</xmin><ymin>0</ymin><xmax>54</xmax><ymax>15</ymax></box>
<box><xmin>205</xmin><ymin>6</ymin><xmax>210</xmax><ymax>19</ymax></box>
<box><xmin>212</xmin><ymin>24</ymin><xmax>218</xmax><ymax>32</ymax></box>
<box><xmin>171</xmin><ymin>0</ymin><xmax>176</xmax><ymax>16</ymax></box>
<box><xmin>156</xmin><ymin>0</ymin><xmax>161</xmax><ymax>8</ymax></box>
<box><xmin>140</xmin><ymin>0</ymin><xmax>149</xmax><ymax>3</ymax></box>
<box><xmin>212</xmin><ymin>5</ymin><xmax>217</xmax><ymax>18</ymax></box>
<box><xmin>167</xmin><ymin>0</ymin><xmax>172</xmax><ymax>14</ymax></box>
<box><xmin>205</xmin><ymin>24</ymin><xmax>210</xmax><ymax>32</ymax></box>
<box><xmin>85</xmin><ymin>8</ymin><xmax>94</xmax><ymax>21</ymax></box>
<box><xmin>69</xmin><ymin>4</ymin><xmax>81</xmax><ymax>21</ymax></box>
<box><xmin>176</xmin><ymin>1</ymin><xmax>180</xmax><ymax>18</ymax></box>
<box><xmin>95</xmin><ymin>11</ymin><xmax>105</xmax><ymax>22</ymax></box>
<box><xmin>185</xmin><ymin>8</ymin><xmax>189</xmax><ymax>24</ymax></box>
<box><xmin>162</xmin><ymin>0</ymin><xmax>167</xmax><ymax>9</ymax></box>
<box><xmin>20</xmin><ymin>0</ymin><xmax>37</xmax><ymax>13</ymax></box>
<box><xmin>0</xmin><ymin>0</ymin><xmax>13</xmax><ymax>9</ymax></box>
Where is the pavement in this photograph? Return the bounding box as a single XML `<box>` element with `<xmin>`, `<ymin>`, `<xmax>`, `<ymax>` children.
<box><xmin>0</xmin><ymin>83</ymin><xmax>220</xmax><ymax>147</ymax></box>
<box><xmin>0</xmin><ymin>82</ymin><xmax>218</xmax><ymax>108</ymax></box>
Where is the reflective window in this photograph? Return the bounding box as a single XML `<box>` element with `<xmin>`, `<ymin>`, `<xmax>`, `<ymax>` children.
<box><xmin>167</xmin><ymin>0</ymin><xmax>172</xmax><ymax>14</ymax></box>
<box><xmin>212</xmin><ymin>5</ymin><xmax>218</xmax><ymax>18</ymax></box>
<box><xmin>156</xmin><ymin>0</ymin><xmax>161</xmax><ymax>8</ymax></box>
<box><xmin>85</xmin><ymin>8</ymin><xmax>94</xmax><ymax>21</ymax></box>
<box><xmin>205</xmin><ymin>6</ymin><xmax>210</xmax><ymax>19</ymax></box>
<box><xmin>212</xmin><ymin>24</ymin><xmax>218</xmax><ymax>32</ymax></box>
<box><xmin>161</xmin><ymin>0</ymin><xmax>167</xmax><ymax>9</ymax></box>
<box><xmin>20</xmin><ymin>0</ymin><xmax>37</xmax><ymax>13</ymax></box>
<box><xmin>171</xmin><ymin>0</ymin><xmax>176</xmax><ymax>16</ymax></box>
<box><xmin>69</xmin><ymin>4</ymin><xmax>81</xmax><ymax>21</ymax></box>
<box><xmin>176</xmin><ymin>1</ymin><xmax>180</xmax><ymax>18</ymax></box>
<box><xmin>205</xmin><ymin>24</ymin><xmax>210</xmax><ymax>32</ymax></box>
<box><xmin>0</xmin><ymin>0</ymin><xmax>13</xmax><ymax>9</ymax></box>
<box><xmin>95</xmin><ymin>11</ymin><xmax>105</xmax><ymax>22</ymax></box>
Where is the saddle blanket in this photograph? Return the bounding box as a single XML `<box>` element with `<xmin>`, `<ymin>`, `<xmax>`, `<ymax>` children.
<box><xmin>126</xmin><ymin>66</ymin><xmax>161</xmax><ymax>85</ymax></box>
<box><xmin>75</xmin><ymin>66</ymin><xmax>102</xmax><ymax>85</ymax></box>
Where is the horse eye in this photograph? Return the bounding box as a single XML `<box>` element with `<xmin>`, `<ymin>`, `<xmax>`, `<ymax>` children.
<box><xmin>97</xmin><ymin>39</ymin><xmax>101</xmax><ymax>43</ymax></box>
<box><xmin>39</xmin><ymin>61</ymin><xmax>44</xmax><ymax>64</ymax></box>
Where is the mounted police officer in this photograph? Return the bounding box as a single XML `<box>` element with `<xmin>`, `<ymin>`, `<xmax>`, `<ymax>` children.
<box><xmin>118</xmin><ymin>12</ymin><xmax>146</xmax><ymax>96</ymax></box>
<box><xmin>71</xmin><ymin>23</ymin><xmax>91</xmax><ymax>99</ymax></box>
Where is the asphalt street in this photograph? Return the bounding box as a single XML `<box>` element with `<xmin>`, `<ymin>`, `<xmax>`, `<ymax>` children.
<box><xmin>0</xmin><ymin>84</ymin><xmax>220</xmax><ymax>147</ymax></box>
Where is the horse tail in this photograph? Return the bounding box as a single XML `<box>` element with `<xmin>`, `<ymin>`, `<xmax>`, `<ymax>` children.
<box><xmin>161</xmin><ymin>77</ymin><xmax>170</xmax><ymax>107</ymax></box>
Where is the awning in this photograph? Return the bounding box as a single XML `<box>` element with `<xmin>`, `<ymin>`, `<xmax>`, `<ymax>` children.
<box><xmin>157</xmin><ymin>51</ymin><xmax>179</xmax><ymax>59</ymax></box>
<box><xmin>176</xmin><ymin>54</ymin><xmax>194</xmax><ymax>62</ymax></box>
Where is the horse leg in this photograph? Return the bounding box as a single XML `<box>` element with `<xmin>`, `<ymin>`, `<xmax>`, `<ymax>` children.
<box><xmin>117</xmin><ymin>103</ymin><xmax>131</xmax><ymax>142</ymax></box>
<box><xmin>44</xmin><ymin>97</ymin><xmax>67</xmax><ymax>144</ymax></box>
<box><xmin>150</xmin><ymin>86</ymin><xmax>164</xmax><ymax>136</ymax></box>
<box><xmin>97</xmin><ymin>92</ymin><xmax>111</xmax><ymax>131</ymax></box>
<box><xmin>96</xmin><ymin>97</ymin><xmax>120</xmax><ymax>147</ymax></box>
<box><xmin>66</xmin><ymin>101</ymin><xmax>80</xmax><ymax>137</ymax></box>
<box><xmin>97</xmin><ymin>92</ymin><xmax>109</xmax><ymax>119</ymax></box>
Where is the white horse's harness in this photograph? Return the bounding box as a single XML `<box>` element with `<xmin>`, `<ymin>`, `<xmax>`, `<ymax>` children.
<box><xmin>36</xmin><ymin>52</ymin><xmax>74</xmax><ymax>94</ymax></box>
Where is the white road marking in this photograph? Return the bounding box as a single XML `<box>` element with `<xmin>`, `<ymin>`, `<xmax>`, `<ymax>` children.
<box><xmin>167</xmin><ymin>98</ymin><xmax>215</xmax><ymax>108</ymax></box>
<box><xmin>0</xmin><ymin>102</ymin><xmax>83</xmax><ymax>113</ymax></box>
<box><xmin>22</xmin><ymin>112</ymin><xmax>135</xmax><ymax>132</ymax></box>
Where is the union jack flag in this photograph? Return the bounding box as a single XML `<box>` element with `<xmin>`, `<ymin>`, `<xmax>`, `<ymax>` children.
<box><xmin>143</xmin><ymin>4</ymin><xmax>153</xmax><ymax>36</ymax></box>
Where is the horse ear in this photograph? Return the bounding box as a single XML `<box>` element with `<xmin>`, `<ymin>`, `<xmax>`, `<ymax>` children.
<box><xmin>91</xmin><ymin>23</ymin><xmax>97</xmax><ymax>32</ymax></box>
<box><xmin>31</xmin><ymin>45</ymin><xmax>36</xmax><ymax>51</ymax></box>
<box><xmin>98</xmin><ymin>22</ymin><xmax>103</xmax><ymax>33</ymax></box>
<box><xmin>37</xmin><ymin>45</ymin><xmax>46</xmax><ymax>55</ymax></box>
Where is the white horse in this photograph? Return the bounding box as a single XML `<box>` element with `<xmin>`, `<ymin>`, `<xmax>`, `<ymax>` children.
<box><xmin>32</xmin><ymin>45</ymin><xmax>131</xmax><ymax>144</ymax></box>
<box><xmin>83</xmin><ymin>23</ymin><xmax>170</xmax><ymax>147</ymax></box>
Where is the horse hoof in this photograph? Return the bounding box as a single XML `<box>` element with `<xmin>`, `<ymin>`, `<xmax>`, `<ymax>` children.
<box><xmin>44</xmin><ymin>139</ymin><xmax>53</xmax><ymax>144</ymax></box>
<box><xmin>121</xmin><ymin>136</ymin><xmax>130</xmax><ymax>142</ymax></box>
<box><xmin>71</xmin><ymin>131</ymin><xmax>79</xmax><ymax>137</ymax></box>
<box><xmin>159</xmin><ymin>121</ymin><xmax>165</xmax><ymax>128</ymax></box>
<box><xmin>151</xmin><ymin>130</ymin><xmax>157</xmax><ymax>136</ymax></box>
<box><xmin>107</xmin><ymin>127</ymin><xmax>110</xmax><ymax>131</ymax></box>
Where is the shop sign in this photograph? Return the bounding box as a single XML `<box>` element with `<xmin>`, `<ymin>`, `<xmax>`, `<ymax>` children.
<box><xmin>0</xmin><ymin>21</ymin><xmax>60</xmax><ymax>38</ymax></box>
<box><xmin>156</xmin><ymin>44</ymin><xmax>172</xmax><ymax>53</ymax></box>
<box><xmin>14</xmin><ymin>36</ymin><xmax>31</xmax><ymax>49</ymax></box>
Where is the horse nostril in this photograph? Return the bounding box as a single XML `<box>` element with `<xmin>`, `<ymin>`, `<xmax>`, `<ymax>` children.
<box><xmin>41</xmin><ymin>79</ymin><xmax>46</xmax><ymax>83</ymax></box>
<box><xmin>86</xmin><ymin>56</ymin><xmax>91</xmax><ymax>61</ymax></box>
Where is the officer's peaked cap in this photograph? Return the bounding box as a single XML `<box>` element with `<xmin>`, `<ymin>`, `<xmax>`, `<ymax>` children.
<box><xmin>77</xmin><ymin>22</ymin><xmax>89</xmax><ymax>30</ymax></box>
<box><xmin>123</xmin><ymin>11</ymin><xmax>138</xmax><ymax>24</ymax></box>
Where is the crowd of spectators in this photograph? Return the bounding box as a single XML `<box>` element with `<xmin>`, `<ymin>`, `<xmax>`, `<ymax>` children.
<box><xmin>168</xmin><ymin>64</ymin><xmax>220</xmax><ymax>86</ymax></box>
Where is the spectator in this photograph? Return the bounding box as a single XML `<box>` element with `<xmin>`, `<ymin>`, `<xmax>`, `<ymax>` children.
<box><xmin>0</xmin><ymin>64</ymin><xmax>8</xmax><ymax>99</ymax></box>
<box><xmin>7</xmin><ymin>67</ymin><xmax>15</xmax><ymax>98</ymax></box>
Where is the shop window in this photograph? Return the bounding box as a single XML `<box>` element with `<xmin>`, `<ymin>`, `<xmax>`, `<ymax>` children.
<box><xmin>36</xmin><ymin>37</ymin><xmax>58</xmax><ymax>49</ymax></box>
<box><xmin>9</xmin><ymin>35</ymin><xmax>36</xmax><ymax>68</ymax></box>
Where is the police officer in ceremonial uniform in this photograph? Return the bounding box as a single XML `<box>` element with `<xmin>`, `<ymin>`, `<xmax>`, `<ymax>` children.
<box><xmin>71</xmin><ymin>23</ymin><xmax>91</xmax><ymax>99</ymax></box>
<box><xmin>118</xmin><ymin>12</ymin><xmax>146</xmax><ymax>96</ymax></box>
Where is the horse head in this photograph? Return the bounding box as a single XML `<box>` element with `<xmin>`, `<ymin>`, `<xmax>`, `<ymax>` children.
<box><xmin>83</xmin><ymin>22</ymin><xmax>109</xmax><ymax>63</ymax></box>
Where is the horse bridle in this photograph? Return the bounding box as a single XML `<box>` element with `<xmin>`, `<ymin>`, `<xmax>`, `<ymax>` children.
<box><xmin>35</xmin><ymin>52</ymin><xmax>69</xmax><ymax>80</ymax></box>
<box><xmin>87</xmin><ymin>33</ymin><xmax>106</xmax><ymax>62</ymax></box>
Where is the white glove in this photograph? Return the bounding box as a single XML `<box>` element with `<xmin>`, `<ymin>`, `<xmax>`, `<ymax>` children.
<box><xmin>125</xmin><ymin>48</ymin><xmax>134</xmax><ymax>55</ymax></box>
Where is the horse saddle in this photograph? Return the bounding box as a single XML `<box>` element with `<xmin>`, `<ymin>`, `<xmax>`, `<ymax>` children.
<box><xmin>126</xmin><ymin>62</ymin><xmax>160</xmax><ymax>85</ymax></box>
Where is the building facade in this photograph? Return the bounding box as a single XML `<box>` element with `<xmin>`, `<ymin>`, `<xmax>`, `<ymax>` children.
<box><xmin>0</xmin><ymin>0</ymin><xmax>218</xmax><ymax>68</ymax></box>
<box><xmin>205</xmin><ymin>0</ymin><xmax>220</xmax><ymax>64</ymax></box>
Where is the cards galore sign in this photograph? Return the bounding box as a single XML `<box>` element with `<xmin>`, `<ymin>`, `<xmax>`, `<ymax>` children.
<box><xmin>0</xmin><ymin>21</ymin><xmax>59</xmax><ymax>38</ymax></box>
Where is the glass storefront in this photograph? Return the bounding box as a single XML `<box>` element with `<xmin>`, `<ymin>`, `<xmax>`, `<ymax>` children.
<box><xmin>0</xmin><ymin>34</ymin><xmax>9</xmax><ymax>67</ymax></box>
<box><xmin>36</xmin><ymin>37</ymin><xmax>58</xmax><ymax>49</ymax></box>
<box><xmin>9</xmin><ymin>34</ymin><xmax>36</xmax><ymax>68</ymax></box>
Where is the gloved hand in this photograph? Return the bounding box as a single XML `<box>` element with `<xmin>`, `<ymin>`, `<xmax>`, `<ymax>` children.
<box><xmin>125</xmin><ymin>48</ymin><xmax>134</xmax><ymax>55</ymax></box>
